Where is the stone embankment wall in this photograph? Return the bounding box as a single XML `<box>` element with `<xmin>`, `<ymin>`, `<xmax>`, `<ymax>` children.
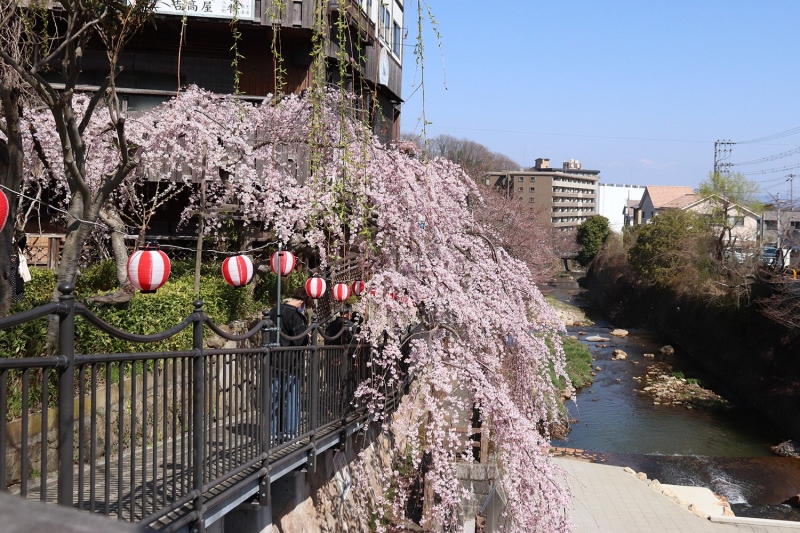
<box><xmin>583</xmin><ymin>264</ymin><xmax>800</xmax><ymax>440</ymax></box>
<box><xmin>267</xmin><ymin>383</ymin><xmax>504</xmax><ymax>532</ymax></box>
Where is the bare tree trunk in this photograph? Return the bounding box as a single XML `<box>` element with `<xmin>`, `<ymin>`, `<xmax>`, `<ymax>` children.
<box><xmin>80</xmin><ymin>205</ymin><xmax>136</xmax><ymax>306</ymax></box>
<box><xmin>46</xmin><ymin>196</ymin><xmax>99</xmax><ymax>346</ymax></box>
<box><xmin>98</xmin><ymin>205</ymin><xmax>133</xmax><ymax>290</ymax></box>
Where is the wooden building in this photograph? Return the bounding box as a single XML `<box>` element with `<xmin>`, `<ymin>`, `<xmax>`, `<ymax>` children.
<box><xmin>46</xmin><ymin>0</ymin><xmax>404</xmax><ymax>143</ymax></box>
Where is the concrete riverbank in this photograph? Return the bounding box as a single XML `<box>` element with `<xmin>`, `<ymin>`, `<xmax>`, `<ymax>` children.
<box><xmin>556</xmin><ymin>457</ymin><xmax>800</xmax><ymax>532</ymax></box>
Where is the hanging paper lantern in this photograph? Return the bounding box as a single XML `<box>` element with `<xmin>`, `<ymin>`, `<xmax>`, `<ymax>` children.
<box><xmin>0</xmin><ymin>190</ymin><xmax>7</xmax><ymax>234</ymax></box>
<box><xmin>127</xmin><ymin>243</ymin><xmax>171</xmax><ymax>293</ymax></box>
<box><xmin>305</xmin><ymin>276</ymin><xmax>327</xmax><ymax>299</ymax></box>
<box><xmin>221</xmin><ymin>255</ymin><xmax>254</xmax><ymax>288</ymax></box>
<box><xmin>332</xmin><ymin>282</ymin><xmax>350</xmax><ymax>302</ymax></box>
<box><xmin>351</xmin><ymin>279</ymin><xmax>365</xmax><ymax>296</ymax></box>
<box><xmin>270</xmin><ymin>250</ymin><xmax>296</xmax><ymax>276</ymax></box>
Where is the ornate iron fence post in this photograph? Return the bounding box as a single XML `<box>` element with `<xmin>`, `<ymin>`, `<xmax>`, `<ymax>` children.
<box><xmin>192</xmin><ymin>300</ymin><xmax>206</xmax><ymax>532</ymax></box>
<box><xmin>56</xmin><ymin>283</ymin><xmax>76</xmax><ymax>507</ymax></box>
<box><xmin>308</xmin><ymin>317</ymin><xmax>319</xmax><ymax>472</ymax></box>
<box><xmin>258</xmin><ymin>309</ymin><xmax>271</xmax><ymax>506</ymax></box>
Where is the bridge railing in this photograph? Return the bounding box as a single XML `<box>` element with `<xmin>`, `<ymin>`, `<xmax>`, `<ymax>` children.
<box><xmin>0</xmin><ymin>283</ymin><xmax>394</xmax><ymax>531</ymax></box>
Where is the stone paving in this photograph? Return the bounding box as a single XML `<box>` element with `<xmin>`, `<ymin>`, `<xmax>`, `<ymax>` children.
<box><xmin>555</xmin><ymin>458</ymin><xmax>800</xmax><ymax>533</ymax></box>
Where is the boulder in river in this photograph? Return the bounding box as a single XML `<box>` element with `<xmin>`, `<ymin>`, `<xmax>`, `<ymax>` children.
<box><xmin>586</xmin><ymin>335</ymin><xmax>610</xmax><ymax>342</ymax></box>
<box><xmin>660</xmin><ymin>345</ymin><xmax>675</xmax><ymax>355</ymax></box>
<box><xmin>783</xmin><ymin>494</ymin><xmax>800</xmax><ymax>508</ymax></box>
<box><xmin>771</xmin><ymin>439</ymin><xmax>800</xmax><ymax>457</ymax></box>
<box><xmin>612</xmin><ymin>349</ymin><xmax>627</xmax><ymax>360</ymax></box>
<box><xmin>610</xmin><ymin>329</ymin><xmax>629</xmax><ymax>337</ymax></box>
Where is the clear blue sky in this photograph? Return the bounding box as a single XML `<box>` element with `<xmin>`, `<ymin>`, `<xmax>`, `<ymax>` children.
<box><xmin>400</xmin><ymin>1</ymin><xmax>800</xmax><ymax>202</ymax></box>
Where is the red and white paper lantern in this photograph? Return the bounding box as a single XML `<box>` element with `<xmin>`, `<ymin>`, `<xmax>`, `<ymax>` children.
<box><xmin>222</xmin><ymin>255</ymin><xmax>254</xmax><ymax>288</ymax></box>
<box><xmin>305</xmin><ymin>276</ymin><xmax>327</xmax><ymax>299</ymax></box>
<box><xmin>270</xmin><ymin>250</ymin><xmax>296</xmax><ymax>276</ymax></box>
<box><xmin>332</xmin><ymin>282</ymin><xmax>350</xmax><ymax>302</ymax></box>
<box><xmin>127</xmin><ymin>244</ymin><xmax>171</xmax><ymax>293</ymax></box>
<box><xmin>0</xmin><ymin>190</ymin><xmax>8</xmax><ymax>234</ymax></box>
<box><xmin>351</xmin><ymin>279</ymin><xmax>365</xmax><ymax>296</ymax></box>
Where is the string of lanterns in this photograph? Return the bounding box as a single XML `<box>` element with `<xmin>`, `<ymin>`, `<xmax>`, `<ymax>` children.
<box><xmin>124</xmin><ymin>244</ymin><xmax>366</xmax><ymax>302</ymax></box>
<box><xmin>1</xmin><ymin>184</ymin><xmax>375</xmax><ymax>303</ymax></box>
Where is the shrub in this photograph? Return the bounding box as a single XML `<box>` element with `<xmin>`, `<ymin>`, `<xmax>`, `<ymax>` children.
<box><xmin>576</xmin><ymin>216</ymin><xmax>611</xmax><ymax>266</ymax></box>
<box><xmin>76</xmin><ymin>260</ymin><xmax>118</xmax><ymax>295</ymax></box>
<box><xmin>627</xmin><ymin>211</ymin><xmax>713</xmax><ymax>288</ymax></box>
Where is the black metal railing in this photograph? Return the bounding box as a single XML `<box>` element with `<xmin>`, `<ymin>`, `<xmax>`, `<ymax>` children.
<box><xmin>0</xmin><ymin>283</ymin><xmax>400</xmax><ymax>532</ymax></box>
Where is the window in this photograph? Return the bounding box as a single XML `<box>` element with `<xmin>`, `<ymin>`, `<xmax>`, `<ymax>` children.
<box><xmin>529</xmin><ymin>197</ymin><xmax>535</xmax><ymax>203</ymax></box>
<box><xmin>728</xmin><ymin>216</ymin><xmax>745</xmax><ymax>227</ymax></box>
<box><xmin>518</xmin><ymin>186</ymin><xmax>523</xmax><ymax>192</ymax></box>
<box><xmin>393</xmin><ymin>21</ymin><xmax>401</xmax><ymax>56</ymax></box>
<box><xmin>379</xmin><ymin>5</ymin><xmax>390</xmax><ymax>43</ymax></box>
<box><xmin>518</xmin><ymin>176</ymin><xmax>524</xmax><ymax>182</ymax></box>
<box><xmin>530</xmin><ymin>176</ymin><xmax>535</xmax><ymax>182</ymax></box>
<box><xmin>529</xmin><ymin>187</ymin><xmax>535</xmax><ymax>192</ymax></box>
<box><xmin>384</xmin><ymin>7</ymin><xmax>391</xmax><ymax>44</ymax></box>
<box><xmin>518</xmin><ymin>197</ymin><xmax>523</xmax><ymax>202</ymax></box>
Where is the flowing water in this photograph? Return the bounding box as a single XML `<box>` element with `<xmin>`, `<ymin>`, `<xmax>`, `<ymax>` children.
<box><xmin>544</xmin><ymin>280</ymin><xmax>800</xmax><ymax>521</ymax></box>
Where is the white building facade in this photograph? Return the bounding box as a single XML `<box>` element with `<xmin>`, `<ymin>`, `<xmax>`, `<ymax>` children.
<box><xmin>596</xmin><ymin>183</ymin><xmax>645</xmax><ymax>232</ymax></box>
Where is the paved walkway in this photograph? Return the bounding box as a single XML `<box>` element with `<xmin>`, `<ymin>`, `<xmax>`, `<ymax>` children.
<box><xmin>555</xmin><ymin>458</ymin><xmax>800</xmax><ymax>533</ymax></box>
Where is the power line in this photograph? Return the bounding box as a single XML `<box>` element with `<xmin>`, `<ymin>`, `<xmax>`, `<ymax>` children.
<box><xmin>739</xmin><ymin>162</ymin><xmax>800</xmax><ymax>176</ymax></box>
<box><xmin>730</xmin><ymin>145</ymin><xmax>800</xmax><ymax>166</ymax></box>
<box><xmin>737</xmin><ymin>125</ymin><xmax>800</xmax><ymax>145</ymax></box>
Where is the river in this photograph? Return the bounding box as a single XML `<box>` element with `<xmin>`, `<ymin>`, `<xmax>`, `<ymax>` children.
<box><xmin>545</xmin><ymin>280</ymin><xmax>800</xmax><ymax>521</ymax></box>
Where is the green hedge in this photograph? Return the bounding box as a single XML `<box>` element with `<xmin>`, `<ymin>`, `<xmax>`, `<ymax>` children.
<box><xmin>0</xmin><ymin>260</ymin><xmax>309</xmax><ymax>358</ymax></box>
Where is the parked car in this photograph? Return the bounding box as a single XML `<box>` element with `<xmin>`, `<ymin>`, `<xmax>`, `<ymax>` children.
<box><xmin>724</xmin><ymin>246</ymin><xmax>751</xmax><ymax>264</ymax></box>
<box><xmin>761</xmin><ymin>246</ymin><xmax>778</xmax><ymax>266</ymax></box>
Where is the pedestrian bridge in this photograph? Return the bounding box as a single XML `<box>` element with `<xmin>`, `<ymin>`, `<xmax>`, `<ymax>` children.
<box><xmin>0</xmin><ymin>284</ymin><xmax>403</xmax><ymax>532</ymax></box>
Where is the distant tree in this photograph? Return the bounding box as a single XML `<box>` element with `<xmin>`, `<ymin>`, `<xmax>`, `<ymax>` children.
<box><xmin>698</xmin><ymin>172</ymin><xmax>763</xmax><ymax>259</ymax></box>
<box><xmin>627</xmin><ymin>210</ymin><xmax>713</xmax><ymax>287</ymax></box>
<box><xmin>575</xmin><ymin>215</ymin><xmax>611</xmax><ymax>266</ymax></box>
<box><xmin>424</xmin><ymin>134</ymin><xmax>519</xmax><ymax>178</ymax></box>
<box><xmin>473</xmin><ymin>186</ymin><xmax>556</xmax><ymax>282</ymax></box>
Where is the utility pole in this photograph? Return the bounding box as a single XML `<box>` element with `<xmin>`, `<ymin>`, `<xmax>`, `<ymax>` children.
<box><xmin>777</xmin><ymin>193</ymin><xmax>781</xmax><ymax>250</ymax></box>
<box><xmin>714</xmin><ymin>140</ymin><xmax>735</xmax><ymax>175</ymax></box>
<box><xmin>787</xmin><ymin>174</ymin><xmax>796</xmax><ymax>211</ymax></box>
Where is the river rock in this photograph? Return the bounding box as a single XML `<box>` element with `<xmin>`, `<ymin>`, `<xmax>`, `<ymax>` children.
<box><xmin>586</xmin><ymin>335</ymin><xmax>609</xmax><ymax>342</ymax></box>
<box><xmin>595</xmin><ymin>366</ymin><xmax>602</xmax><ymax>371</ymax></box>
<box><xmin>771</xmin><ymin>439</ymin><xmax>800</xmax><ymax>457</ymax></box>
<box><xmin>644</xmin><ymin>353</ymin><xmax>655</xmax><ymax>358</ymax></box>
<box><xmin>783</xmin><ymin>494</ymin><xmax>800</xmax><ymax>507</ymax></box>
<box><xmin>660</xmin><ymin>345</ymin><xmax>675</xmax><ymax>355</ymax></box>
<box><xmin>612</xmin><ymin>349</ymin><xmax>627</xmax><ymax>360</ymax></box>
<box><xmin>610</xmin><ymin>329</ymin><xmax>629</xmax><ymax>337</ymax></box>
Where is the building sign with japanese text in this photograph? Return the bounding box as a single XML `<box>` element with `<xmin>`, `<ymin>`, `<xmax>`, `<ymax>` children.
<box><xmin>153</xmin><ymin>0</ymin><xmax>256</xmax><ymax>20</ymax></box>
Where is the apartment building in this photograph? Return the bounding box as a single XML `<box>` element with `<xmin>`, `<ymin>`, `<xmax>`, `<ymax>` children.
<box><xmin>43</xmin><ymin>0</ymin><xmax>404</xmax><ymax>142</ymax></box>
<box><xmin>485</xmin><ymin>158</ymin><xmax>600</xmax><ymax>232</ymax></box>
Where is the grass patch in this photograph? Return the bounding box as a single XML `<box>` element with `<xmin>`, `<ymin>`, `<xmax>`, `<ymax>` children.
<box><xmin>671</xmin><ymin>371</ymin><xmax>702</xmax><ymax>386</ymax></box>
<box><xmin>549</xmin><ymin>335</ymin><xmax>593</xmax><ymax>391</ymax></box>
<box><xmin>562</xmin><ymin>336</ymin><xmax>593</xmax><ymax>389</ymax></box>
